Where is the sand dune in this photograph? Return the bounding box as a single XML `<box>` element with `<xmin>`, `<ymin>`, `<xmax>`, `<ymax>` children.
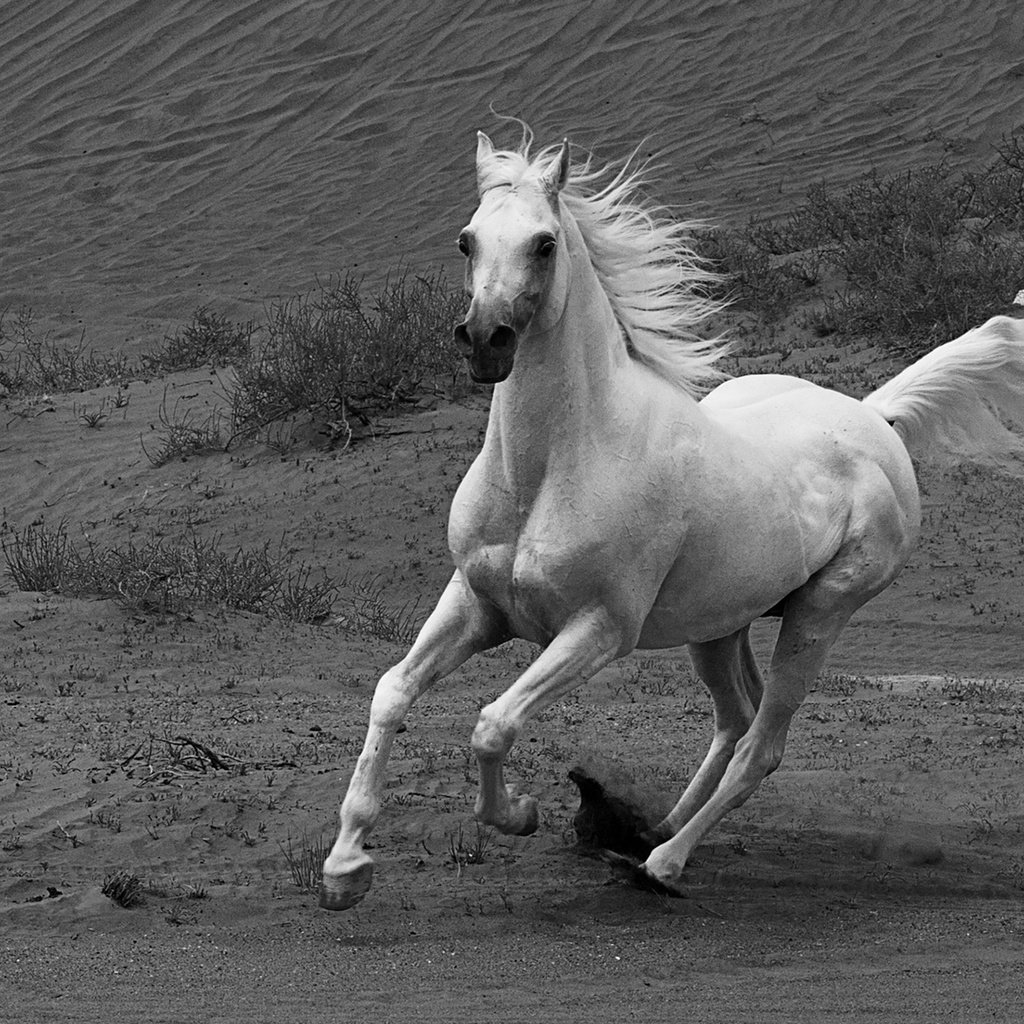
<box><xmin>1</xmin><ymin>0</ymin><xmax>1023</xmax><ymax>348</ymax></box>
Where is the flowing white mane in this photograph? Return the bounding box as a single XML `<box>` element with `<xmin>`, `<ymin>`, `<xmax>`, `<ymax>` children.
<box><xmin>477</xmin><ymin>135</ymin><xmax>730</xmax><ymax>396</ymax></box>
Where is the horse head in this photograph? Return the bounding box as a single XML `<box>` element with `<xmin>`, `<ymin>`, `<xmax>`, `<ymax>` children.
<box><xmin>453</xmin><ymin>133</ymin><xmax>570</xmax><ymax>383</ymax></box>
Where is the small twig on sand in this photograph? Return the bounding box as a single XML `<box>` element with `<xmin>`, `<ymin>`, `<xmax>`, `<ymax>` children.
<box><xmin>173</xmin><ymin>735</ymin><xmax>240</xmax><ymax>771</ymax></box>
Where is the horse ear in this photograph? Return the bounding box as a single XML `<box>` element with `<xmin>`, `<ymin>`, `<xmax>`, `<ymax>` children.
<box><xmin>540</xmin><ymin>138</ymin><xmax>570</xmax><ymax>196</ymax></box>
<box><xmin>476</xmin><ymin>131</ymin><xmax>495</xmax><ymax>162</ymax></box>
<box><xmin>475</xmin><ymin>132</ymin><xmax>495</xmax><ymax>194</ymax></box>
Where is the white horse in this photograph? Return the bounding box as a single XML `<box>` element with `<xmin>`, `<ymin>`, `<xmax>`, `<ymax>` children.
<box><xmin>320</xmin><ymin>129</ymin><xmax>1024</xmax><ymax>910</ymax></box>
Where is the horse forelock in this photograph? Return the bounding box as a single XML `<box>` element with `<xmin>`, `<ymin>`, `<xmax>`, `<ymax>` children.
<box><xmin>476</xmin><ymin>149</ymin><xmax>531</xmax><ymax>195</ymax></box>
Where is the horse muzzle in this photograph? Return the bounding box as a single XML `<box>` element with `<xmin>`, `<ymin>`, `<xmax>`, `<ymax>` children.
<box><xmin>453</xmin><ymin>321</ymin><xmax>518</xmax><ymax>384</ymax></box>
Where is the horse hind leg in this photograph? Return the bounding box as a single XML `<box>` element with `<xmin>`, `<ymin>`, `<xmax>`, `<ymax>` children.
<box><xmin>640</xmin><ymin>596</ymin><xmax>853</xmax><ymax>894</ymax></box>
<box><xmin>636</xmin><ymin>481</ymin><xmax>916</xmax><ymax>896</ymax></box>
<box><xmin>644</xmin><ymin>626</ymin><xmax>763</xmax><ymax>846</ymax></box>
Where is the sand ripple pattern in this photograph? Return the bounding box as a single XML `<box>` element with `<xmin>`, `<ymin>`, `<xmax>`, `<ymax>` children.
<box><xmin>1</xmin><ymin>0</ymin><xmax>1022</xmax><ymax>346</ymax></box>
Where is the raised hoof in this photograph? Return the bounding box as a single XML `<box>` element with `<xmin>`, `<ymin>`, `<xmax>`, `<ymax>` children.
<box><xmin>318</xmin><ymin>860</ymin><xmax>374</xmax><ymax>912</ymax></box>
<box><xmin>481</xmin><ymin>793</ymin><xmax>541</xmax><ymax>836</ymax></box>
<box><xmin>509</xmin><ymin>795</ymin><xmax>540</xmax><ymax>836</ymax></box>
<box><xmin>600</xmin><ymin>850</ymin><xmax>687</xmax><ymax>898</ymax></box>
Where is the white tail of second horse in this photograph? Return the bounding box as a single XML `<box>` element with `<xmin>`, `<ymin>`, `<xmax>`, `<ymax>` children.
<box><xmin>320</xmin><ymin>129</ymin><xmax>1024</xmax><ymax>910</ymax></box>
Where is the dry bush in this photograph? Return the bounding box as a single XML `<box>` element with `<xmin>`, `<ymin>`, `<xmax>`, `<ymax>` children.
<box><xmin>141</xmin><ymin>307</ymin><xmax>252</xmax><ymax>373</ymax></box>
<box><xmin>279</xmin><ymin>830</ymin><xmax>335</xmax><ymax>894</ymax></box>
<box><xmin>101</xmin><ymin>870</ymin><xmax>145</xmax><ymax>908</ymax></box>
<box><xmin>229</xmin><ymin>270</ymin><xmax>465</xmax><ymax>444</ymax></box>
<box><xmin>697</xmin><ymin>136</ymin><xmax>1024</xmax><ymax>357</ymax></box>
<box><xmin>2</xmin><ymin>523</ymin><xmax>339</xmax><ymax>623</ymax></box>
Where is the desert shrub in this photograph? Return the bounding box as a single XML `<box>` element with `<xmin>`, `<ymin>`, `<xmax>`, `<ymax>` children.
<box><xmin>280</xmin><ymin>830</ymin><xmax>335</xmax><ymax>893</ymax></box>
<box><xmin>2</xmin><ymin>519</ymin><xmax>74</xmax><ymax>591</ymax></box>
<box><xmin>229</xmin><ymin>282</ymin><xmax>355</xmax><ymax>441</ymax></box>
<box><xmin>961</xmin><ymin>132</ymin><xmax>1024</xmax><ymax>231</ymax></box>
<box><xmin>229</xmin><ymin>269</ymin><xmax>465</xmax><ymax>443</ymax></box>
<box><xmin>277</xmin><ymin>564</ymin><xmax>339</xmax><ymax>624</ymax></box>
<box><xmin>1</xmin><ymin>524</ymin><xmax>339</xmax><ymax>623</ymax></box>
<box><xmin>141</xmin><ymin>386</ymin><xmax>229</xmax><ymax>466</ymax></box>
<box><xmin>102</xmin><ymin>870</ymin><xmax>145</xmax><ymax>908</ymax></box>
<box><xmin>0</xmin><ymin>308</ymin><xmax>135</xmax><ymax>393</ymax></box>
<box><xmin>0</xmin><ymin>305</ymin><xmax>250</xmax><ymax>395</ymax></box>
<box><xmin>333</xmin><ymin>571</ymin><xmax>423</xmax><ymax>643</ymax></box>
<box><xmin>803</xmin><ymin>163</ymin><xmax>1024</xmax><ymax>355</ymax></box>
<box><xmin>696</xmin><ymin>227</ymin><xmax>806</xmax><ymax>319</ymax></box>
<box><xmin>836</xmin><ymin>226</ymin><xmax>1024</xmax><ymax>355</ymax></box>
<box><xmin>701</xmin><ymin>136</ymin><xmax>1024</xmax><ymax>355</ymax></box>
<box><xmin>142</xmin><ymin>409</ymin><xmax>226</xmax><ymax>466</ymax></box>
<box><xmin>142</xmin><ymin>307</ymin><xmax>252</xmax><ymax>372</ymax></box>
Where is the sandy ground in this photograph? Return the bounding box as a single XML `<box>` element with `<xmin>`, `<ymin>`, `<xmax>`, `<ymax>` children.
<box><xmin>2</xmin><ymin>0</ymin><xmax>1023</xmax><ymax>351</ymax></box>
<box><xmin>3</xmin><ymin>2</ymin><xmax>1024</xmax><ymax>1020</ymax></box>
<box><xmin>1</xmin><ymin>379</ymin><xmax>1023</xmax><ymax>1021</ymax></box>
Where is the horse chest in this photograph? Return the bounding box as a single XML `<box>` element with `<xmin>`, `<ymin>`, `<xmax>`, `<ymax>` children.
<box><xmin>451</xmin><ymin>478</ymin><xmax>604</xmax><ymax>640</ymax></box>
<box><xmin>455</xmin><ymin>532</ymin><xmax>585</xmax><ymax>640</ymax></box>
<box><xmin>449</xmin><ymin>447</ymin><xmax>683</xmax><ymax>640</ymax></box>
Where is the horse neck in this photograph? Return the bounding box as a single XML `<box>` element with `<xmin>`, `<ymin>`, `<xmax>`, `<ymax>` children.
<box><xmin>486</xmin><ymin>209</ymin><xmax>629</xmax><ymax>485</ymax></box>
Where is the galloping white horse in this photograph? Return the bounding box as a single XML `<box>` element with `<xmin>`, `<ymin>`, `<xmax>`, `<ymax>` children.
<box><xmin>320</xmin><ymin>129</ymin><xmax>1024</xmax><ymax>909</ymax></box>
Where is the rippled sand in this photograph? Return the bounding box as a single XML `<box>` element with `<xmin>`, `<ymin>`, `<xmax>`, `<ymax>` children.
<box><xmin>2</xmin><ymin>0</ymin><xmax>1023</xmax><ymax>348</ymax></box>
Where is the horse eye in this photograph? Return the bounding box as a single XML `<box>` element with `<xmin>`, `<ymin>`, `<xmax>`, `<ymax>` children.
<box><xmin>457</xmin><ymin>234</ymin><xmax>471</xmax><ymax>257</ymax></box>
<box><xmin>536</xmin><ymin>236</ymin><xmax>556</xmax><ymax>258</ymax></box>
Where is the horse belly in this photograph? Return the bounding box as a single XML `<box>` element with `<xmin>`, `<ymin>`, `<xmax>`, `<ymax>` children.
<box><xmin>636</xmin><ymin>531</ymin><xmax>817</xmax><ymax>647</ymax></box>
<box><xmin>637</xmin><ymin>587</ymin><xmax>782</xmax><ymax>647</ymax></box>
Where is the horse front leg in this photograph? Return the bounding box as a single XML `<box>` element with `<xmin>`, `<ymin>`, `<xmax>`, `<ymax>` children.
<box><xmin>320</xmin><ymin>572</ymin><xmax>504</xmax><ymax>911</ymax></box>
<box><xmin>472</xmin><ymin>608</ymin><xmax>624</xmax><ymax>835</ymax></box>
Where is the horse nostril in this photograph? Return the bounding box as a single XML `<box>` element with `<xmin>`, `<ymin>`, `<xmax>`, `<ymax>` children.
<box><xmin>490</xmin><ymin>325</ymin><xmax>516</xmax><ymax>351</ymax></box>
<box><xmin>453</xmin><ymin>323</ymin><xmax>472</xmax><ymax>354</ymax></box>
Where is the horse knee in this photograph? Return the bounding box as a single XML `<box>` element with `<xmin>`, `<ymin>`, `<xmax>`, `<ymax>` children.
<box><xmin>471</xmin><ymin>702</ymin><xmax>515</xmax><ymax>761</ymax></box>
<box><xmin>368</xmin><ymin>668</ymin><xmax>416</xmax><ymax>731</ymax></box>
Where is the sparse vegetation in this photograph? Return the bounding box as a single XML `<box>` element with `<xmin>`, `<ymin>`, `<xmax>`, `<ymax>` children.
<box><xmin>333</xmin><ymin>570</ymin><xmax>423</xmax><ymax>643</ymax></box>
<box><xmin>141</xmin><ymin>386</ymin><xmax>229</xmax><ymax>466</ymax></box>
<box><xmin>699</xmin><ymin>134</ymin><xmax>1024</xmax><ymax>358</ymax></box>
<box><xmin>0</xmin><ymin>308</ymin><xmax>135</xmax><ymax>393</ymax></box>
<box><xmin>1</xmin><ymin>523</ymin><xmax>431</xmax><ymax>635</ymax></box>
<box><xmin>279</xmin><ymin>830</ymin><xmax>335</xmax><ymax>894</ymax></box>
<box><xmin>228</xmin><ymin>270</ymin><xmax>466</xmax><ymax>445</ymax></box>
<box><xmin>2</xmin><ymin>522</ymin><xmax>340</xmax><ymax>623</ymax></box>
<box><xmin>448</xmin><ymin>822</ymin><xmax>494</xmax><ymax>877</ymax></box>
<box><xmin>3</xmin><ymin>272</ymin><xmax>467</xmax><ymax>467</ymax></box>
<box><xmin>0</xmin><ymin>306</ymin><xmax>252</xmax><ymax>395</ymax></box>
<box><xmin>102</xmin><ymin>869</ymin><xmax>145</xmax><ymax>908</ymax></box>
<box><xmin>940</xmin><ymin>676</ymin><xmax>1020</xmax><ymax>706</ymax></box>
<box><xmin>141</xmin><ymin>307</ymin><xmax>253</xmax><ymax>373</ymax></box>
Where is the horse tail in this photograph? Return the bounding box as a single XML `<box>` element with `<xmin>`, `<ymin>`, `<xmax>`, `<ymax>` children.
<box><xmin>862</xmin><ymin>313</ymin><xmax>1024</xmax><ymax>469</ymax></box>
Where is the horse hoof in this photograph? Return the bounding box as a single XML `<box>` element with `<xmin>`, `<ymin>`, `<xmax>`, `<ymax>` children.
<box><xmin>601</xmin><ymin>850</ymin><xmax>687</xmax><ymax>898</ymax></box>
<box><xmin>319</xmin><ymin>860</ymin><xmax>374</xmax><ymax>912</ymax></box>
<box><xmin>510</xmin><ymin>794</ymin><xmax>540</xmax><ymax>835</ymax></box>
